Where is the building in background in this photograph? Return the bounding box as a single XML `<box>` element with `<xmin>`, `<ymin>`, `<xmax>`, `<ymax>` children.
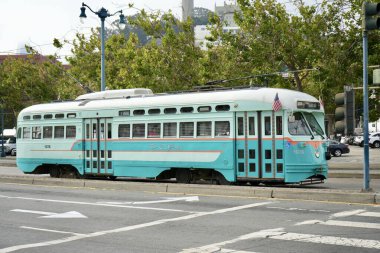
<box><xmin>193</xmin><ymin>1</ymin><xmax>240</xmax><ymax>50</ymax></box>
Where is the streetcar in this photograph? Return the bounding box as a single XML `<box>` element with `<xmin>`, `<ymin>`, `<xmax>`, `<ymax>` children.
<box><xmin>16</xmin><ymin>87</ymin><xmax>329</xmax><ymax>185</ymax></box>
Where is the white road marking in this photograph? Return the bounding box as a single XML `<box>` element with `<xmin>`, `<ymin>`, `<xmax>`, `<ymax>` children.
<box><xmin>98</xmin><ymin>196</ymin><xmax>199</xmax><ymax>205</ymax></box>
<box><xmin>21</xmin><ymin>226</ymin><xmax>85</xmax><ymax>236</ymax></box>
<box><xmin>1</xmin><ymin>194</ymin><xmax>193</xmax><ymax>213</ymax></box>
<box><xmin>11</xmin><ymin>209</ymin><xmax>87</xmax><ymax>218</ymax></box>
<box><xmin>181</xmin><ymin>227</ymin><xmax>380</xmax><ymax>252</ymax></box>
<box><xmin>330</xmin><ymin>209</ymin><xmax>366</xmax><ymax>218</ymax></box>
<box><xmin>324</xmin><ymin>220</ymin><xmax>380</xmax><ymax>230</ymax></box>
<box><xmin>270</xmin><ymin>232</ymin><xmax>380</xmax><ymax>249</ymax></box>
<box><xmin>357</xmin><ymin>212</ymin><xmax>380</xmax><ymax>218</ymax></box>
<box><xmin>181</xmin><ymin>228</ymin><xmax>284</xmax><ymax>253</ymax></box>
<box><xmin>296</xmin><ymin>219</ymin><xmax>380</xmax><ymax>229</ymax></box>
<box><xmin>266</xmin><ymin>206</ymin><xmax>330</xmax><ymax>213</ymax></box>
<box><xmin>0</xmin><ymin>201</ymin><xmax>272</xmax><ymax>253</ymax></box>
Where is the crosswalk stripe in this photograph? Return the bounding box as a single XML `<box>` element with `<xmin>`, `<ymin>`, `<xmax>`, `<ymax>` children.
<box><xmin>182</xmin><ymin>227</ymin><xmax>380</xmax><ymax>252</ymax></box>
<box><xmin>270</xmin><ymin>232</ymin><xmax>380</xmax><ymax>249</ymax></box>
<box><xmin>324</xmin><ymin>220</ymin><xmax>380</xmax><ymax>230</ymax></box>
<box><xmin>330</xmin><ymin>209</ymin><xmax>366</xmax><ymax>218</ymax></box>
<box><xmin>357</xmin><ymin>212</ymin><xmax>380</xmax><ymax>218</ymax></box>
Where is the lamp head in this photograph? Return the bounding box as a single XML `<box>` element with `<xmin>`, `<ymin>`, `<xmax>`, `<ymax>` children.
<box><xmin>119</xmin><ymin>13</ymin><xmax>126</xmax><ymax>29</ymax></box>
<box><xmin>80</xmin><ymin>6</ymin><xmax>87</xmax><ymax>24</ymax></box>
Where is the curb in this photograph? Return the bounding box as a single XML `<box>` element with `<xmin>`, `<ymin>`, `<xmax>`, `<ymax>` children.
<box><xmin>0</xmin><ymin>175</ymin><xmax>377</xmax><ymax>205</ymax></box>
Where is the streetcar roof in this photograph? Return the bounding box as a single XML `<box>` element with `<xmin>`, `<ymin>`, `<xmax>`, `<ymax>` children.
<box><xmin>18</xmin><ymin>88</ymin><xmax>321</xmax><ymax>116</ymax></box>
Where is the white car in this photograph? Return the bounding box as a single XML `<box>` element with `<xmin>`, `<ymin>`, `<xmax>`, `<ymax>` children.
<box><xmin>369</xmin><ymin>132</ymin><xmax>380</xmax><ymax>148</ymax></box>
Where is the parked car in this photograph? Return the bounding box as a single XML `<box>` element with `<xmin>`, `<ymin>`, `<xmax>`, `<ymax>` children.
<box><xmin>3</xmin><ymin>137</ymin><xmax>16</xmax><ymax>155</ymax></box>
<box><xmin>327</xmin><ymin>140</ymin><xmax>350</xmax><ymax>157</ymax></box>
<box><xmin>369</xmin><ymin>132</ymin><xmax>380</xmax><ymax>148</ymax></box>
<box><xmin>355</xmin><ymin>132</ymin><xmax>380</xmax><ymax>147</ymax></box>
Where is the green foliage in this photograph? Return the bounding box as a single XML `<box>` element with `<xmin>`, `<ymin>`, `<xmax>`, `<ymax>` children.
<box><xmin>2</xmin><ymin>0</ymin><xmax>380</xmax><ymax>123</ymax></box>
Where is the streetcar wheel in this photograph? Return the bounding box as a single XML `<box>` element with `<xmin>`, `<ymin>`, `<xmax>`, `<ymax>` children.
<box><xmin>176</xmin><ymin>168</ymin><xmax>192</xmax><ymax>184</ymax></box>
<box><xmin>109</xmin><ymin>176</ymin><xmax>117</xmax><ymax>180</ymax></box>
<box><xmin>333</xmin><ymin>149</ymin><xmax>342</xmax><ymax>157</ymax></box>
<box><xmin>49</xmin><ymin>166</ymin><xmax>61</xmax><ymax>178</ymax></box>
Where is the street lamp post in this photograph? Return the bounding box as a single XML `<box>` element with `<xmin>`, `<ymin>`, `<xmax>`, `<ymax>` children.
<box><xmin>79</xmin><ymin>2</ymin><xmax>126</xmax><ymax>91</ymax></box>
<box><xmin>0</xmin><ymin>106</ymin><xmax>5</xmax><ymax>158</ymax></box>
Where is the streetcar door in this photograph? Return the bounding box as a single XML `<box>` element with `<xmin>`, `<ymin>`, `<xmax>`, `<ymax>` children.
<box><xmin>259</xmin><ymin>111</ymin><xmax>284</xmax><ymax>179</ymax></box>
<box><xmin>84</xmin><ymin>118</ymin><xmax>113</xmax><ymax>176</ymax></box>
<box><xmin>235</xmin><ymin>112</ymin><xmax>259</xmax><ymax>179</ymax></box>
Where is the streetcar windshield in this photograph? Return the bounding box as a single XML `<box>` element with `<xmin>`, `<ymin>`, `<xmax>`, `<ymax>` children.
<box><xmin>303</xmin><ymin>112</ymin><xmax>325</xmax><ymax>137</ymax></box>
<box><xmin>288</xmin><ymin>112</ymin><xmax>324</xmax><ymax>137</ymax></box>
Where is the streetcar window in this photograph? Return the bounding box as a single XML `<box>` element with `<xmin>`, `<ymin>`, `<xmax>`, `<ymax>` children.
<box><xmin>197</xmin><ymin>121</ymin><xmax>211</xmax><ymax>137</ymax></box>
<box><xmin>23</xmin><ymin>127</ymin><xmax>30</xmax><ymax>139</ymax></box>
<box><xmin>180</xmin><ymin>107</ymin><xmax>193</xmax><ymax>113</ymax></box>
<box><xmin>248</xmin><ymin>117</ymin><xmax>255</xmax><ymax>135</ymax></box>
<box><xmin>107</xmin><ymin>123</ymin><xmax>112</xmax><ymax>139</ymax></box>
<box><xmin>180</xmin><ymin>122</ymin><xmax>194</xmax><ymax>137</ymax></box>
<box><xmin>288</xmin><ymin>112</ymin><xmax>311</xmax><ymax>136</ymax></box>
<box><xmin>148</xmin><ymin>109</ymin><xmax>160</xmax><ymax>115</ymax></box>
<box><xmin>54</xmin><ymin>126</ymin><xmax>64</xmax><ymax>138</ymax></box>
<box><xmin>23</xmin><ymin>115</ymin><xmax>30</xmax><ymax>120</ymax></box>
<box><xmin>17</xmin><ymin>128</ymin><xmax>22</xmax><ymax>139</ymax></box>
<box><xmin>276</xmin><ymin>116</ymin><xmax>283</xmax><ymax>135</ymax></box>
<box><xmin>198</xmin><ymin>106</ymin><xmax>211</xmax><ymax>113</ymax></box>
<box><xmin>43</xmin><ymin>126</ymin><xmax>53</xmax><ymax>139</ymax></box>
<box><xmin>66</xmin><ymin>126</ymin><xmax>76</xmax><ymax>138</ymax></box>
<box><xmin>148</xmin><ymin>123</ymin><xmax>161</xmax><ymax>138</ymax></box>
<box><xmin>133</xmin><ymin>110</ymin><xmax>145</xmax><ymax>116</ymax></box>
<box><xmin>32</xmin><ymin>126</ymin><xmax>41</xmax><ymax>139</ymax></box>
<box><xmin>33</xmin><ymin>115</ymin><xmax>41</xmax><ymax>120</ymax></box>
<box><xmin>119</xmin><ymin>110</ymin><xmax>130</xmax><ymax>116</ymax></box>
<box><xmin>164</xmin><ymin>108</ymin><xmax>177</xmax><ymax>114</ymax></box>
<box><xmin>215</xmin><ymin>121</ymin><xmax>230</xmax><ymax>137</ymax></box>
<box><xmin>237</xmin><ymin>117</ymin><xmax>244</xmax><ymax>136</ymax></box>
<box><xmin>67</xmin><ymin>113</ymin><xmax>76</xmax><ymax>118</ymax></box>
<box><xmin>264</xmin><ymin>116</ymin><xmax>271</xmax><ymax>135</ymax></box>
<box><xmin>44</xmin><ymin>114</ymin><xmax>53</xmax><ymax>119</ymax></box>
<box><xmin>163</xmin><ymin>122</ymin><xmax>177</xmax><ymax>138</ymax></box>
<box><xmin>55</xmin><ymin>113</ymin><xmax>64</xmax><ymax>119</ymax></box>
<box><xmin>132</xmin><ymin>124</ymin><xmax>145</xmax><ymax>138</ymax></box>
<box><xmin>118</xmin><ymin>124</ymin><xmax>130</xmax><ymax>138</ymax></box>
<box><xmin>215</xmin><ymin>105</ymin><xmax>230</xmax><ymax>111</ymax></box>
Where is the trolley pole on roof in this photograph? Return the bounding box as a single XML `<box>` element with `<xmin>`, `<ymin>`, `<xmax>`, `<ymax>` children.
<box><xmin>79</xmin><ymin>2</ymin><xmax>126</xmax><ymax>91</ymax></box>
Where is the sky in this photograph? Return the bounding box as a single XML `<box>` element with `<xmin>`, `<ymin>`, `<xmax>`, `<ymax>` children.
<box><xmin>0</xmin><ymin>0</ymin><xmax>232</xmax><ymax>61</ymax></box>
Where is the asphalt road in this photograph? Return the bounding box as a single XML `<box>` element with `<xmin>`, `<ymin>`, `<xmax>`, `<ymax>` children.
<box><xmin>0</xmin><ymin>183</ymin><xmax>379</xmax><ymax>253</ymax></box>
